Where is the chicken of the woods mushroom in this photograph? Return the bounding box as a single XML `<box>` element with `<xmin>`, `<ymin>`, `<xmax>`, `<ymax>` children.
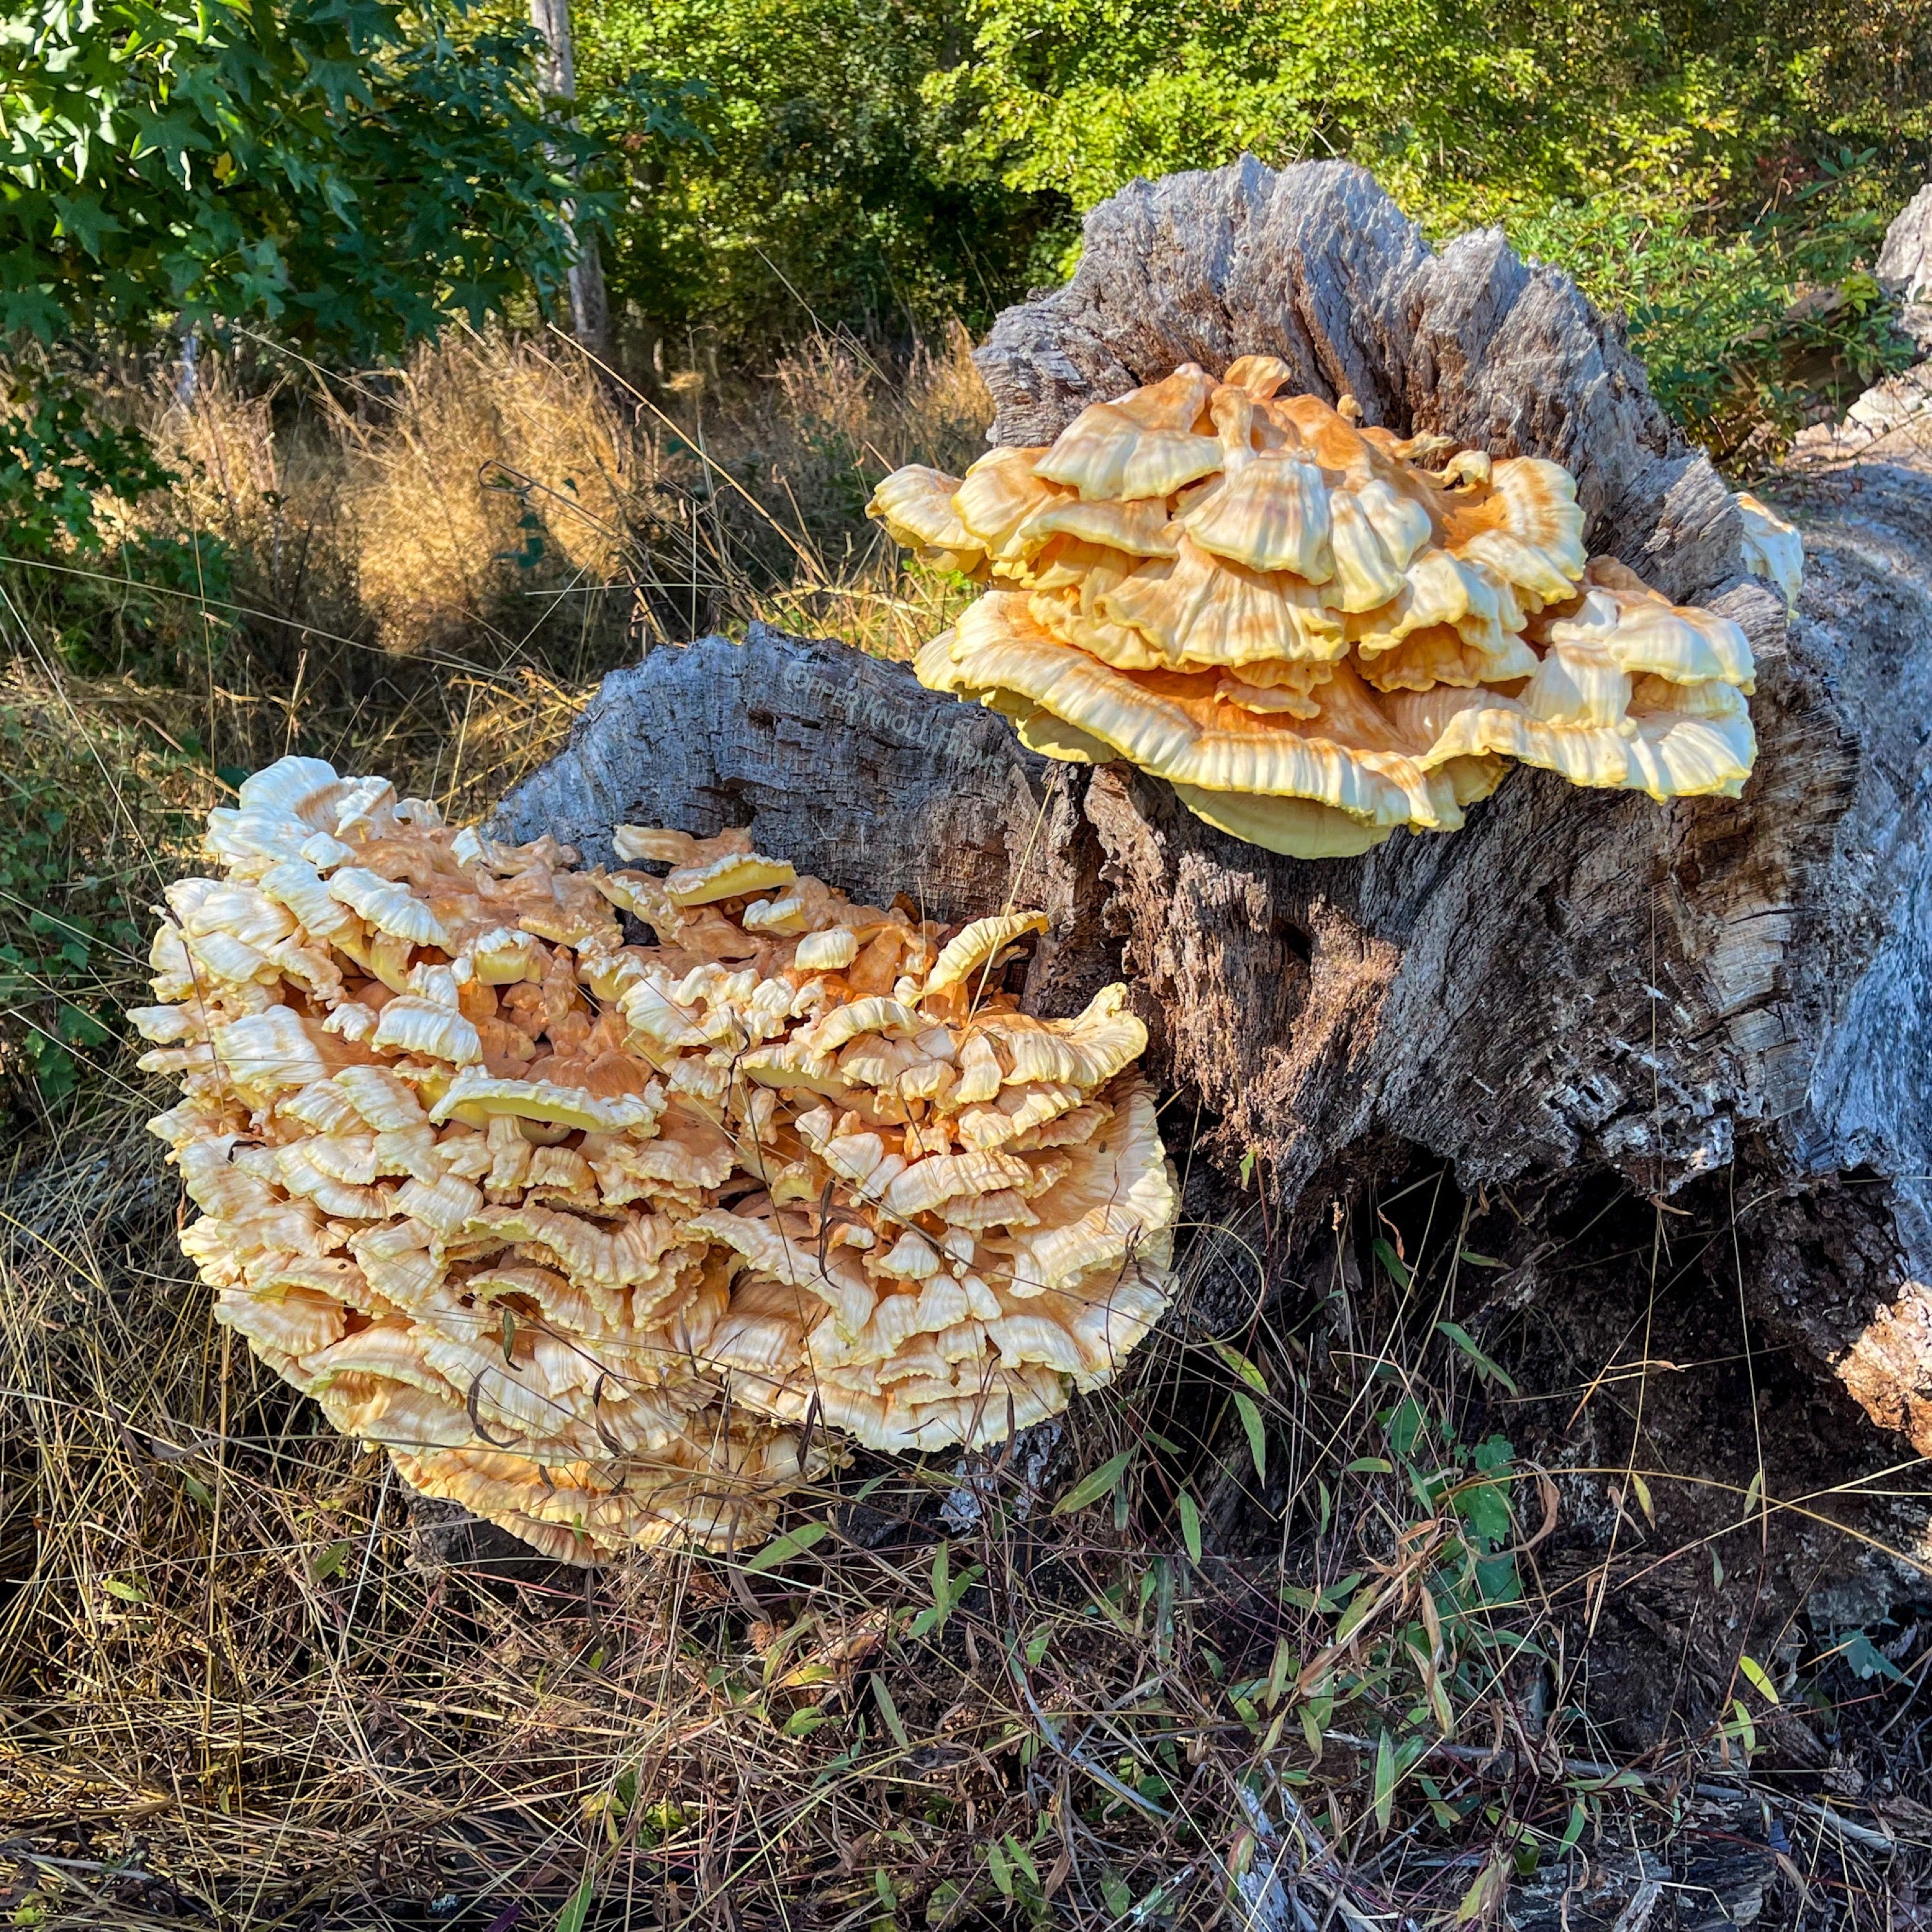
<box><xmin>133</xmin><ymin>758</ymin><xmax>1178</xmax><ymax>1562</ymax></box>
<box><xmin>871</xmin><ymin>359</ymin><xmax>1788</xmax><ymax>858</ymax></box>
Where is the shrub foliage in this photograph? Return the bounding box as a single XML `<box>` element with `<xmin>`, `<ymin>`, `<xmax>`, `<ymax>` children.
<box><xmin>2</xmin><ymin>0</ymin><xmax>592</xmax><ymax>356</ymax></box>
<box><xmin>582</xmin><ymin>0</ymin><xmax>1929</xmax><ymax>444</ymax></box>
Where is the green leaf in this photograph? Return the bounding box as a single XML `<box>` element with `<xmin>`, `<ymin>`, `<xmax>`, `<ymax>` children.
<box><xmin>1099</xmin><ymin>1869</ymin><xmax>1132</xmax><ymax>1918</ymax></box>
<box><xmin>555</xmin><ymin>1880</ymin><xmax>595</xmax><ymax>1932</ymax></box>
<box><xmin>986</xmin><ymin>1838</ymin><xmax>1012</xmax><ymax>1898</ymax></box>
<box><xmin>1458</xmin><ymin>1249</ymin><xmax>1505</xmax><ymax>1268</ymax></box>
<box><xmin>103</xmin><ymin>1576</ymin><xmax>148</xmax><ymax>1602</ymax></box>
<box><xmin>1176</xmin><ymin>1490</ymin><xmax>1202</xmax><ymax>1564</ymax></box>
<box><xmin>872</xmin><ymin>1674</ymin><xmax>911</xmax><ymax>1751</ymax></box>
<box><xmin>929</xmin><ymin>1542</ymin><xmax>950</xmax><ymax>1630</ymax></box>
<box><xmin>1265</xmin><ymin>1637</ymin><xmax>1295</xmax><ymax>1710</ymax></box>
<box><xmin>1558</xmin><ymin>1800</ymin><xmax>1586</xmax><ymax>1853</ymax></box>
<box><xmin>1841</xmin><ymin>1630</ymin><xmax>1908</xmax><ymax>1684</ymax></box>
<box><xmin>1052</xmin><ymin>1448</ymin><xmax>1135</xmax><ymax>1515</ymax></box>
<box><xmin>782</xmin><ymin>1707</ymin><xmax>829</xmax><ymax>1736</ymax></box>
<box><xmin>1373</xmin><ymin>1236</ymin><xmax>1410</xmax><ymax>1290</ymax></box>
<box><xmin>1343</xmin><ymin>1455</ymin><xmax>1392</xmax><ymax>1474</ymax></box>
<box><xmin>1454</xmin><ymin>1857</ymin><xmax>1506</xmax><ymax>1922</ymax></box>
<box><xmin>1737</xmin><ymin>1653</ymin><xmax>1780</xmax><ymax>1704</ymax></box>
<box><xmin>1317</xmin><ymin>1572</ymin><xmax>1365</xmax><ymax>1612</ymax></box>
<box><xmin>1386</xmin><ymin>1396</ymin><xmax>1426</xmax><ymax>1459</ymax></box>
<box><xmin>1003</xmin><ymin>1832</ymin><xmax>1038</xmax><ymax>1886</ymax></box>
<box><xmin>57</xmin><ymin>1002</ymin><xmax>109</xmax><ymax>1046</ymax></box>
<box><xmin>1455</xmin><ymin>1475</ymin><xmax>1513</xmax><ymax>1545</ymax></box>
<box><xmin>742</xmin><ymin>1521</ymin><xmax>829</xmax><ymax>1573</ymax></box>
<box><xmin>1372</xmin><ymin>1728</ymin><xmax>1397</xmax><ymax>1831</ymax></box>
<box><xmin>1333</xmin><ymin>1582</ymin><xmax>1379</xmax><ymax>1644</ymax></box>
<box><xmin>1232</xmin><ymin>1392</ymin><xmax>1266</xmax><ymax>1483</ymax></box>
<box><xmin>310</xmin><ymin>1539</ymin><xmax>349</xmax><ymax>1583</ymax></box>
<box><xmin>1727</xmin><ymin>1696</ymin><xmax>1757</xmax><ymax>1758</ymax></box>
<box><xmin>1436</xmin><ymin>1320</ymin><xmax>1519</xmax><ymax>1395</ymax></box>
<box><xmin>1211</xmin><ymin>1341</ymin><xmax>1267</xmax><ymax>1392</ymax></box>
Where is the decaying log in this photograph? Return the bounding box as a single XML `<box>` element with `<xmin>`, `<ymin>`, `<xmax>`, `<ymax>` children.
<box><xmin>493</xmin><ymin>159</ymin><xmax>1932</xmax><ymax>1480</ymax></box>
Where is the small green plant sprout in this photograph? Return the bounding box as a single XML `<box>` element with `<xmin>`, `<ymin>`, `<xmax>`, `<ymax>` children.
<box><xmin>908</xmin><ymin>1542</ymin><xmax>983</xmax><ymax>1639</ymax></box>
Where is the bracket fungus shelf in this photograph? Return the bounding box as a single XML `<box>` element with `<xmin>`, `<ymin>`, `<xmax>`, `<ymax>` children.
<box><xmin>873</xmin><ymin>359</ymin><xmax>1774</xmax><ymax>858</ymax></box>
<box><xmin>135</xmin><ymin>758</ymin><xmax>1178</xmax><ymax>1563</ymax></box>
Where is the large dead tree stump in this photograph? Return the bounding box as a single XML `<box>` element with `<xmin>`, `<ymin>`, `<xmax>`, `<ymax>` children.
<box><xmin>494</xmin><ymin>159</ymin><xmax>1932</xmax><ymax>1492</ymax></box>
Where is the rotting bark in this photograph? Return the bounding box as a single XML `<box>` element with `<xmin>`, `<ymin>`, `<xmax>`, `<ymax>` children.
<box><xmin>492</xmin><ymin>159</ymin><xmax>1932</xmax><ymax>1498</ymax></box>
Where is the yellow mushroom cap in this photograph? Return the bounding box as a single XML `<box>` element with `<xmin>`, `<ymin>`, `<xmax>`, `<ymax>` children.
<box><xmin>1394</xmin><ymin>667</ymin><xmax>1758</xmax><ymax>804</ymax></box>
<box><xmin>665</xmin><ymin>851</ymin><xmax>798</xmax><ymax>908</ymax></box>
<box><xmin>925</xmin><ymin>593</ymin><xmax>1459</xmax><ymax>831</ymax></box>
<box><xmin>865</xmin><ymin>465</ymin><xmax>987</xmax><ymax>575</ymax></box>
<box><xmin>328</xmin><ymin>867</ymin><xmax>453</xmax><ymax>949</ymax></box>
<box><xmin>1735</xmin><ymin>491</ymin><xmax>1803</xmax><ymax>609</ymax></box>
<box><xmin>922</xmin><ymin>912</ymin><xmax>1049</xmax><ymax>998</ymax></box>
<box><xmin>1034</xmin><ymin>365</ymin><xmax>1221</xmax><ymax>502</ymax></box>
<box><xmin>1098</xmin><ymin>534</ymin><xmax>1348</xmax><ymax>669</ymax></box>
<box><xmin>1571</xmin><ymin>559</ymin><xmax>1755</xmax><ymax>691</ymax></box>
<box><xmin>952</xmin><ymin>444</ymin><xmax>1061</xmax><ymax>560</ymax></box>
<box><xmin>430</xmin><ymin>1065</ymin><xmax>664</xmax><ymax>1134</ymax></box>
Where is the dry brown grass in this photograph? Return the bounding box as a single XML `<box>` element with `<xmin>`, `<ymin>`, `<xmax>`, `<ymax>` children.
<box><xmin>4</xmin><ymin>1119</ymin><xmax>1924</xmax><ymax>1931</ymax></box>
<box><xmin>124</xmin><ymin>321</ymin><xmax>987</xmax><ymax>671</ymax></box>
<box><xmin>336</xmin><ymin>331</ymin><xmax>647</xmax><ymax>658</ymax></box>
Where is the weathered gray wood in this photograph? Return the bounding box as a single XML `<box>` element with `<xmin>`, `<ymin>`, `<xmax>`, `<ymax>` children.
<box><xmin>1880</xmin><ymin>181</ymin><xmax>1932</xmax><ymax>352</ymax></box>
<box><xmin>493</xmin><ymin>163</ymin><xmax>1932</xmax><ymax>1469</ymax></box>
<box><xmin>488</xmin><ymin>620</ymin><xmax>1117</xmax><ymax>1020</ymax></box>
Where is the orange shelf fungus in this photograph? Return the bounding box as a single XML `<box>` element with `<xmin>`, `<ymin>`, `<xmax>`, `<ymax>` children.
<box><xmin>136</xmin><ymin>759</ymin><xmax>1179</xmax><ymax>1561</ymax></box>
<box><xmin>870</xmin><ymin>364</ymin><xmax>1771</xmax><ymax>857</ymax></box>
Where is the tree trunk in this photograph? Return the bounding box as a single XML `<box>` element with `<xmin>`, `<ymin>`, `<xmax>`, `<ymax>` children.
<box><xmin>491</xmin><ymin>160</ymin><xmax>1932</xmax><ymax>1511</ymax></box>
<box><xmin>528</xmin><ymin>0</ymin><xmax>610</xmax><ymax>359</ymax></box>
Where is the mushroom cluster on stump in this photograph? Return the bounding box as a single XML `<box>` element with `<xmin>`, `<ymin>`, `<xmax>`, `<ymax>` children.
<box><xmin>489</xmin><ymin>161</ymin><xmax>1932</xmax><ymax>1593</ymax></box>
<box><xmin>873</xmin><ymin>359</ymin><xmax>1773</xmax><ymax>857</ymax></box>
<box><xmin>135</xmin><ymin>758</ymin><xmax>1176</xmax><ymax>1561</ymax></box>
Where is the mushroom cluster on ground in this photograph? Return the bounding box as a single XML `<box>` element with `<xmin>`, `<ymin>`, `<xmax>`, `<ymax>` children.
<box><xmin>871</xmin><ymin>359</ymin><xmax>1788</xmax><ymax>857</ymax></box>
<box><xmin>134</xmin><ymin>759</ymin><xmax>1177</xmax><ymax>1561</ymax></box>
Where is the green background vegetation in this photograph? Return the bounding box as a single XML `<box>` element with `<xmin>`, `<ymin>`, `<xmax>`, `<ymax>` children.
<box><xmin>582</xmin><ymin>0</ymin><xmax>1928</xmax><ymax>449</ymax></box>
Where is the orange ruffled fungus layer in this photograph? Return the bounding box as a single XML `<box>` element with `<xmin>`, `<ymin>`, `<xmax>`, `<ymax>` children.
<box><xmin>135</xmin><ymin>759</ymin><xmax>1178</xmax><ymax>1561</ymax></box>
<box><xmin>869</xmin><ymin>358</ymin><xmax>1788</xmax><ymax>857</ymax></box>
